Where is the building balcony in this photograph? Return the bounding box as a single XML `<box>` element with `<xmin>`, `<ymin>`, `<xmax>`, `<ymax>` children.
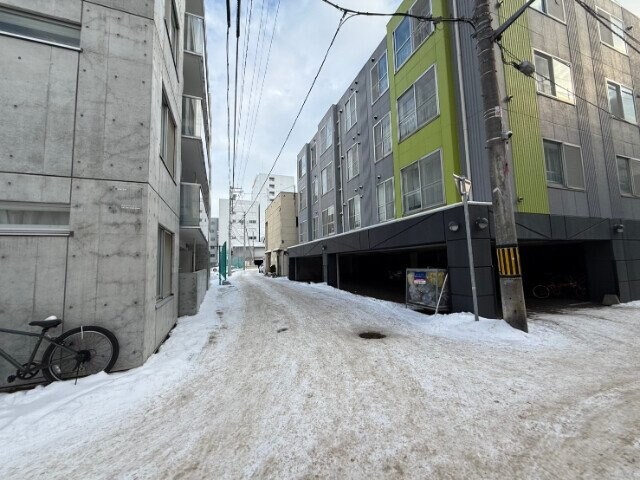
<box><xmin>181</xmin><ymin>95</ymin><xmax>210</xmax><ymax>207</ymax></box>
<box><xmin>183</xmin><ymin>10</ymin><xmax>211</xmax><ymax>143</ymax></box>
<box><xmin>180</xmin><ymin>182</ymin><xmax>209</xmax><ymax>245</ymax></box>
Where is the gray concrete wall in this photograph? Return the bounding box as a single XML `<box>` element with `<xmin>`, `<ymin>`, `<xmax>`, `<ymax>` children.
<box><xmin>178</xmin><ymin>269</ymin><xmax>207</xmax><ymax>316</ymax></box>
<box><xmin>0</xmin><ymin>0</ymin><xmax>184</xmax><ymax>388</ymax></box>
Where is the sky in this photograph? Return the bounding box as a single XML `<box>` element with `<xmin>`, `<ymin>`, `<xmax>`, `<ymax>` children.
<box><xmin>204</xmin><ymin>0</ymin><xmax>640</xmax><ymax>217</ymax></box>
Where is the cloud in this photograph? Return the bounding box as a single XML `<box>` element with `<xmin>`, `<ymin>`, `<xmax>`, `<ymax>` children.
<box><xmin>205</xmin><ymin>0</ymin><xmax>401</xmax><ymax>215</ymax></box>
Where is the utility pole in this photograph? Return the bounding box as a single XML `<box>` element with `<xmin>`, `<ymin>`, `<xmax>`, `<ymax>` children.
<box><xmin>243</xmin><ymin>212</ymin><xmax>247</xmax><ymax>271</ymax></box>
<box><xmin>228</xmin><ymin>186</ymin><xmax>233</xmax><ymax>278</ymax></box>
<box><xmin>474</xmin><ymin>0</ymin><xmax>532</xmax><ymax>332</ymax></box>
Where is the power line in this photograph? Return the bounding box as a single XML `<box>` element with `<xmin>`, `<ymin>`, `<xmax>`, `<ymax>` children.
<box><xmin>239</xmin><ymin>0</ymin><xmax>281</xmax><ymax>191</ymax></box>
<box><xmin>244</xmin><ymin>12</ymin><xmax>352</xmax><ymax>216</ymax></box>
<box><xmin>231</xmin><ymin>0</ymin><xmax>242</xmax><ymax>190</ymax></box>
<box><xmin>319</xmin><ymin>0</ymin><xmax>475</xmax><ymax>27</ymax></box>
<box><xmin>225</xmin><ymin>0</ymin><xmax>232</xmax><ymax>187</ymax></box>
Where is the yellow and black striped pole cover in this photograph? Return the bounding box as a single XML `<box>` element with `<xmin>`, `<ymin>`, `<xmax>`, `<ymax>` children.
<box><xmin>496</xmin><ymin>246</ymin><xmax>522</xmax><ymax>277</ymax></box>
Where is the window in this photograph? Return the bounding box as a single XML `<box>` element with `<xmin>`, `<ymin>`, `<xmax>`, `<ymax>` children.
<box><xmin>393</xmin><ymin>0</ymin><xmax>433</xmax><ymax>70</ymax></box>
<box><xmin>161</xmin><ymin>94</ymin><xmax>177</xmax><ymax>177</ymax></box>
<box><xmin>377</xmin><ymin>179</ymin><xmax>395</xmax><ymax>222</ymax></box>
<box><xmin>322</xmin><ymin>206</ymin><xmax>335</xmax><ymax>236</ymax></box>
<box><xmin>299</xmin><ymin>186</ymin><xmax>307</xmax><ymax>211</ymax></box>
<box><xmin>319</xmin><ymin>122</ymin><xmax>333</xmax><ymax>153</ymax></box>
<box><xmin>616</xmin><ymin>156</ymin><xmax>640</xmax><ymax>196</ymax></box>
<box><xmin>371</xmin><ymin>51</ymin><xmax>389</xmax><ymax>102</ymax></box>
<box><xmin>165</xmin><ymin>0</ymin><xmax>179</xmax><ymax>64</ymax></box>
<box><xmin>401</xmin><ymin>150</ymin><xmax>444</xmax><ymax>213</ymax></box>
<box><xmin>157</xmin><ymin>227</ymin><xmax>173</xmax><ymax>301</ymax></box>
<box><xmin>345</xmin><ymin>93</ymin><xmax>357</xmax><ymax>131</ymax></box>
<box><xmin>298</xmin><ymin>151</ymin><xmax>307</xmax><ymax>178</ymax></box>
<box><xmin>312</xmin><ymin>177</ymin><xmax>319</xmax><ymax>204</ymax></box>
<box><xmin>534</xmin><ymin>51</ymin><xmax>574</xmax><ymax>103</ymax></box>
<box><xmin>348</xmin><ymin>196</ymin><xmax>361</xmax><ymax>230</ymax></box>
<box><xmin>543</xmin><ymin>140</ymin><xmax>585</xmax><ymax>189</ymax></box>
<box><xmin>310</xmin><ymin>142</ymin><xmax>317</xmax><ymax>168</ymax></box>
<box><xmin>299</xmin><ymin>220</ymin><xmax>307</xmax><ymax>243</ymax></box>
<box><xmin>607</xmin><ymin>81</ymin><xmax>637</xmax><ymax>123</ymax></box>
<box><xmin>531</xmin><ymin>0</ymin><xmax>565</xmax><ymax>22</ymax></box>
<box><xmin>321</xmin><ymin>164</ymin><xmax>334</xmax><ymax>195</ymax></box>
<box><xmin>0</xmin><ymin>6</ymin><xmax>80</xmax><ymax>48</ymax></box>
<box><xmin>312</xmin><ymin>216</ymin><xmax>319</xmax><ymax>239</ymax></box>
<box><xmin>346</xmin><ymin>144</ymin><xmax>359</xmax><ymax>180</ymax></box>
<box><xmin>184</xmin><ymin>13</ymin><xmax>204</xmax><ymax>54</ymax></box>
<box><xmin>373</xmin><ymin>113</ymin><xmax>392</xmax><ymax>162</ymax></box>
<box><xmin>397</xmin><ymin>65</ymin><xmax>438</xmax><ymax>141</ymax></box>
<box><xmin>249</xmin><ymin>220</ymin><xmax>257</xmax><ymax>224</ymax></box>
<box><xmin>0</xmin><ymin>202</ymin><xmax>70</xmax><ymax>234</ymax></box>
<box><xmin>597</xmin><ymin>8</ymin><xmax>627</xmax><ymax>53</ymax></box>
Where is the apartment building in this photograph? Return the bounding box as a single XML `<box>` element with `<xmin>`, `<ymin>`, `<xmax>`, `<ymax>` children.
<box><xmin>290</xmin><ymin>0</ymin><xmax>640</xmax><ymax>315</ymax></box>
<box><xmin>264</xmin><ymin>192</ymin><xmax>298</xmax><ymax>276</ymax></box>
<box><xmin>251</xmin><ymin>173</ymin><xmax>295</xmax><ymax>242</ymax></box>
<box><xmin>219</xmin><ymin>197</ymin><xmax>264</xmax><ymax>268</ymax></box>
<box><xmin>0</xmin><ymin>0</ymin><xmax>211</xmax><ymax>388</ymax></box>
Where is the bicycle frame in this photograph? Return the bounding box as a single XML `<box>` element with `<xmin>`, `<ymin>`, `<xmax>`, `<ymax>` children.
<box><xmin>0</xmin><ymin>326</ymin><xmax>78</xmax><ymax>375</ymax></box>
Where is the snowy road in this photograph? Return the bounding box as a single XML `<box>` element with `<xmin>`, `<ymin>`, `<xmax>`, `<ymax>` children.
<box><xmin>1</xmin><ymin>271</ymin><xmax>639</xmax><ymax>479</ymax></box>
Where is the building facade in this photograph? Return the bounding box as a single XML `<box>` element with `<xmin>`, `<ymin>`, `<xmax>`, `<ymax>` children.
<box><xmin>0</xmin><ymin>0</ymin><xmax>211</xmax><ymax>388</ymax></box>
<box><xmin>251</xmin><ymin>173</ymin><xmax>295</xmax><ymax>243</ymax></box>
<box><xmin>290</xmin><ymin>0</ymin><xmax>640</xmax><ymax>315</ymax></box>
<box><xmin>264</xmin><ymin>192</ymin><xmax>298</xmax><ymax>276</ymax></box>
<box><xmin>219</xmin><ymin>197</ymin><xmax>265</xmax><ymax>268</ymax></box>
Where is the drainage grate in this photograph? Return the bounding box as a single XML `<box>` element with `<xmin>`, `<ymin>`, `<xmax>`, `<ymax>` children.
<box><xmin>358</xmin><ymin>331</ymin><xmax>386</xmax><ymax>339</ymax></box>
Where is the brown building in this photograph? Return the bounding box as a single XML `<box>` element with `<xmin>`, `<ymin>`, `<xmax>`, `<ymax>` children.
<box><xmin>264</xmin><ymin>192</ymin><xmax>298</xmax><ymax>276</ymax></box>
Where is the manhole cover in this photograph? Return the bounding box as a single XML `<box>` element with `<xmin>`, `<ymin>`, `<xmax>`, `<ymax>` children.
<box><xmin>358</xmin><ymin>331</ymin><xmax>386</xmax><ymax>339</ymax></box>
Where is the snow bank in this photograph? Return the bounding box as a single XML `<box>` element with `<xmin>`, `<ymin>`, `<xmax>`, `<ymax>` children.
<box><xmin>0</xmin><ymin>278</ymin><xmax>223</xmax><ymax>458</ymax></box>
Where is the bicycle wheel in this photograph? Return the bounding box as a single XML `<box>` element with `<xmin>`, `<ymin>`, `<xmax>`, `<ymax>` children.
<box><xmin>532</xmin><ymin>285</ymin><xmax>550</xmax><ymax>299</ymax></box>
<box><xmin>42</xmin><ymin>326</ymin><xmax>119</xmax><ymax>382</ymax></box>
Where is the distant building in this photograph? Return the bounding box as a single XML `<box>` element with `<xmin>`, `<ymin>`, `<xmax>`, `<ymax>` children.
<box><xmin>251</xmin><ymin>174</ymin><xmax>295</xmax><ymax>242</ymax></box>
<box><xmin>209</xmin><ymin>218</ymin><xmax>219</xmax><ymax>267</ymax></box>
<box><xmin>264</xmin><ymin>192</ymin><xmax>298</xmax><ymax>276</ymax></box>
<box><xmin>219</xmin><ymin>197</ymin><xmax>265</xmax><ymax>268</ymax></box>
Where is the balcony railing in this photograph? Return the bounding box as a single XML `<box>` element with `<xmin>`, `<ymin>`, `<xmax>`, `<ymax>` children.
<box><xmin>180</xmin><ymin>182</ymin><xmax>209</xmax><ymax>243</ymax></box>
<box><xmin>182</xmin><ymin>96</ymin><xmax>210</xmax><ymax>186</ymax></box>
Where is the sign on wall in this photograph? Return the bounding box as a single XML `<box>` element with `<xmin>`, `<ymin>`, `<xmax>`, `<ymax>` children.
<box><xmin>406</xmin><ymin>268</ymin><xmax>449</xmax><ymax>312</ymax></box>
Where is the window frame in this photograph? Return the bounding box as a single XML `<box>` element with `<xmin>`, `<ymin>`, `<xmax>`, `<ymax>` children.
<box><xmin>298</xmin><ymin>220</ymin><xmax>307</xmax><ymax>243</ymax></box>
<box><xmin>312</xmin><ymin>176</ymin><xmax>319</xmax><ymax>204</ymax></box>
<box><xmin>321</xmin><ymin>163</ymin><xmax>334</xmax><ymax>196</ymax></box>
<box><xmin>616</xmin><ymin>155</ymin><xmax>640</xmax><ymax>197</ymax></box>
<box><xmin>396</xmin><ymin>63</ymin><xmax>439</xmax><ymax>142</ymax></box>
<box><xmin>347</xmin><ymin>195</ymin><xmax>361</xmax><ymax>230</ymax></box>
<box><xmin>298</xmin><ymin>151</ymin><xmax>307</xmax><ymax>179</ymax></box>
<box><xmin>345</xmin><ymin>92</ymin><xmax>357</xmax><ymax>132</ymax></box>
<box><xmin>164</xmin><ymin>0</ymin><xmax>180</xmax><ymax>68</ymax></box>
<box><xmin>373</xmin><ymin>113</ymin><xmax>392</xmax><ymax>162</ymax></box>
<box><xmin>376</xmin><ymin>178</ymin><xmax>395</xmax><ymax>223</ymax></box>
<box><xmin>606</xmin><ymin>79</ymin><xmax>637</xmax><ymax>124</ymax></box>
<box><xmin>319</xmin><ymin>122</ymin><xmax>333</xmax><ymax>153</ymax></box>
<box><xmin>530</xmin><ymin>0</ymin><xmax>566</xmax><ymax>23</ymax></box>
<box><xmin>322</xmin><ymin>206</ymin><xmax>336</xmax><ymax>236</ymax></box>
<box><xmin>299</xmin><ymin>186</ymin><xmax>307</xmax><ymax>211</ymax></box>
<box><xmin>596</xmin><ymin>7</ymin><xmax>627</xmax><ymax>54</ymax></box>
<box><xmin>346</xmin><ymin>144</ymin><xmax>360</xmax><ymax>181</ymax></box>
<box><xmin>312</xmin><ymin>215</ymin><xmax>319</xmax><ymax>240</ymax></box>
<box><xmin>370</xmin><ymin>50</ymin><xmax>389</xmax><ymax>104</ymax></box>
<box><xmin>160</xmin><ymin>92</ymin><xmax>177</xmax><ymax>178</ymax></box>
<box><xmin>156</xmin><ymin>225</ymin><xmax>174</xmax><ymax>302</ymax></box>
<box><xmin>392</xmin><ymin>0</ymin><xmax>433</xmax><ymax>72</ymax></box>
<box><xmin>533</xmin><ymin>49</ymin><xmax>575</xmax><ymax>105</ymax></box>
<box><xmin>542</xmin><ymin>139</ymin><xmax>585</xmax><ymax>190</ymax></box>
<box><xmin>400</xmin><ymin>148</ymin><xmax>445</xmax><ymax>215</ymax></box>
<box><xmin>0</xmin><ymin>6</ymin><xmax>81</xmax><ymax>50</ymax></box>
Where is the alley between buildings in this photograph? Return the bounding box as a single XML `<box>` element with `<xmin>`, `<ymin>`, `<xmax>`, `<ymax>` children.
<box><xmin>1</xmin><ymin>272</ymin><xmax>638</xmax><ymax>479</ymax></box>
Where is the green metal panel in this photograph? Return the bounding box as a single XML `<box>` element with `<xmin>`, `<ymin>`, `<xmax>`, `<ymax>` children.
<box><xmin>386</xmin><ymin>0</ymin><xmax>461</xmax><ymax>218</ymax></box>
<box><xmin>499</xmin><ymin>1</ymin><xmax>549</xmax><ymax>214</ymax></box>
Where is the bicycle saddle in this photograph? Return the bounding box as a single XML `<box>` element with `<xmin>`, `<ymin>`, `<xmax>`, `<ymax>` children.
<box><xmin>29</xmin><ymin>316</ymin><xmax>62</xmax><ymax>328</ymax></box>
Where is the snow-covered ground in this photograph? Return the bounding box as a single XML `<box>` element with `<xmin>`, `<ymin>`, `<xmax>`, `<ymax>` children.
<box><xmin>0</xmin><ymin>271</ymin><xmax>638</xmax><ymax>479</ymax></box>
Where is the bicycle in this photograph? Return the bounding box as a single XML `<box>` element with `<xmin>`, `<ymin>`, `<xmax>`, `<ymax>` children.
<box><xmin>532</xmin><ymin>278</ymin><xmax>588</xmax><ymax>301</ymax></box>
<box><xmin>0</xmin><ymin>316</ymin><xmax>119</xmax><ymax>384</ymax></box>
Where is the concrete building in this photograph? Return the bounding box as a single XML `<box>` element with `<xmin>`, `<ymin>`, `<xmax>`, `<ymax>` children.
<box><xmin>0</xmin><ymin>0</ymin><xmax>211</xmax><ymax>388</ymax></box>
<box><xmin>290</xmin><ymin>0</ymin><xmax>640</xmax><ymax>316</ymax></box>
<box><xmin>209</xmin><ymin>217</ymin><xmax>219</xmax><ymax>267</ymax></box>
<box><xmin>251</xmin><ymin>173</ymin><xmax>295</xmax><ymax>243</ymax></box>
<box><xmin>264</xmin><ymin>192</ymin><xmax>298</xmax><ymax>276</ymax></box>
<box><xmin>219</xmin><ymin>197</ymin><xmax>265</xmax><ymax>268</ymax></box>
